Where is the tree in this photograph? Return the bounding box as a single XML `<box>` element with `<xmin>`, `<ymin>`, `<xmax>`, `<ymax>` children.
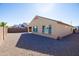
<box><xmin>0</xmin><ymin>22</ymin><xmax>7</xmax><ymax>40</ymax></box>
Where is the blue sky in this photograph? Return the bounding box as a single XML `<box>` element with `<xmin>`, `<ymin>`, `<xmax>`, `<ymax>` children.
<box><xmin>0</xmin><ymin>3</ymin><xmax>79</xmax><ymax>26</ymax></box>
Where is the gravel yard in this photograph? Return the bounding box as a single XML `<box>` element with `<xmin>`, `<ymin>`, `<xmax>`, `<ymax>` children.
<box><xmin>0</xmin><ymin>33</ymin><xmax>48</xmax><ymax>56</ymax></box>
<box><xmin>0</xmin><ymin>33</ymin><xmax>79</xmax><ymax>56</ymax></box>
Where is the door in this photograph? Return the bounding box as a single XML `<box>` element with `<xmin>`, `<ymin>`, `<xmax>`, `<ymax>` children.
<box><xmin>29</xmin><ymin>27</ymin><xmax>32</xmax><ymax>32</ymax></box>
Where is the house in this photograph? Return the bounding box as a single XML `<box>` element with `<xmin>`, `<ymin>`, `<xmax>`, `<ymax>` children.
<box><xmin>8</xmin><ymin>23</ymin><xmax>28</xmax><ymax>33</ymax></box>
<box><xmin>12</xmin><ymin>23</ymin><xmax>27</xmax><ymax>28</ymax></box>
<box><xmin>28</xmin><ymin>16</ymin><xmax>74</xmax><ymax>39</ymax></box>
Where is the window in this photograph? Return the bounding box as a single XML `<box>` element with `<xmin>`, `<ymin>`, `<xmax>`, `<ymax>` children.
<box><xmin>33</xmin><ymin>26</ymin><xmax>38</xmax><ymax>32</ymax></box>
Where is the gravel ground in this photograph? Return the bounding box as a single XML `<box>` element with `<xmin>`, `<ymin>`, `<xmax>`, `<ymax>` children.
<box><xmin>0</xmin><ymin>33</ymin><xmax>79</xmax><ymax>56</ymax></box>
<box><xmin>0</xmin><ymin>33</ymin><xmax>48</xmax><ymax>56</ymax></box>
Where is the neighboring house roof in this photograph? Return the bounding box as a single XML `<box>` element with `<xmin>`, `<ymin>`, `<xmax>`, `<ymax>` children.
<box><xmin>32</xmin><ymin>15</ymin><xmax>74</xmax><ymax>27</ymax></box>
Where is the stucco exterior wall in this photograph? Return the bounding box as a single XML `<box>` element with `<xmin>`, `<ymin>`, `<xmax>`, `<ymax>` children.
<box><xmin>54</xmin><ymin>23</ymin><xmax>73</xmax><ymax>38</ymax></box>
<box><xmin>29</xmin><ymin>16</ymin><xmax>73</xmax><ymax>39</ymax></box>
<box><xmin>29</xmin><ymin>17</ymin><xmax>57</xmax><ymax>39</ymax></box>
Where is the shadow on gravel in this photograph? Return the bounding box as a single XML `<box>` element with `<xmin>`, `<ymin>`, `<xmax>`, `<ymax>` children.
<box><xmin>16</xmin><ymin>33</ymin><xmax>79</xmax><ymax>56</ymax></box>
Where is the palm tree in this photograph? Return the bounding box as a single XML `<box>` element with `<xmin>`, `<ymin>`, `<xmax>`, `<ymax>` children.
<box><xmin>0</xmin><ymin>22</ymin><xmax>7</xmax><ymax>40</ymax></box>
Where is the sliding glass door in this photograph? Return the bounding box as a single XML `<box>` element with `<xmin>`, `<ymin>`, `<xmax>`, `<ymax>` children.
<box><xmin>42</xmin><ymin>25</ymin><xmax>52</xmax><ymax>34</ymax></box>
<box><xmin>48</xmin><ymin>25</ymin><xmax>52</xmax><ymax>34</ymax></box>
<box><xmin>42</xmin><ymin>26</ymin><xmax>45</xmax><ymax>33</ymax></box>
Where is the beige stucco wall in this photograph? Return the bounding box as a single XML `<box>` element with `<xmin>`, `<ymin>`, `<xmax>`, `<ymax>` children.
<box><xmin>0</xmin><ymin>27</ymin><xmax>7</xmax><ymax>45</ymax></box>
<box><xmin>29</xmin><ymin>16</ymin><xmax>73</xmax><ymax>39</ymax></box>
<box><xmin>54</xmin><ymin>23</ymin><xmax>73</xmax><ymax>38</ymax></box>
